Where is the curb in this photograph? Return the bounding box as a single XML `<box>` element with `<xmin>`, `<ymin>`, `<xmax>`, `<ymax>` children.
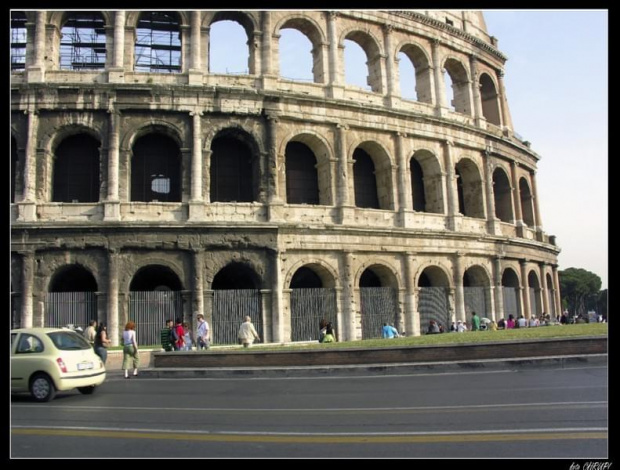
<box><xmin>105</xmin><ymin>354</ymin><xmax>607</xmax><ymax>380</ymax></box>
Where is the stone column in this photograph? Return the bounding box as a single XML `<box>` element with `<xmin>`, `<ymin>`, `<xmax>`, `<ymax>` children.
<box><xmin>469</xmin><ymin>54</ymin><xmax>485</xmax><ymax>126</ymax></box>
<box><xmin>107</xmin><ymin>11</ymin><xmax>125</xmax><ymax>82</ymax></box>
<box><xmin>108</xmin><ymin>250</ymin><xmax>120</xmax><ymax>346</ymax></box>
<box><xmin>520</xmin><ymin>260</ymin><xmax>531</xmax><ymax>319</ymax></box>
<box><xmin>511</xmin><ymin>161</ymin><xmax>524</xmax><ymax>234</ymax></box>
<box><xmin>342</xmin><ymin>251</ymin><xmax>355</xmax><ymax>341</ymax></box>
<box><xmin>484</xmin><ymin>152</ymin><xmax>499</xmax><ymax>234</ymax></box>
<box><xmin>271</xmin><ymin>250</ymin><xmax>284</xmax><ymax>343</ymax></box>
<box><xmin>193</xmin><ymin>250</ymin><xmax>204</xmax><ymax>320</ymax></box>
<box><xmin>189</xmin><ymin>111</ymin><xmax>204</xmax><ymax>220</ymax></box>
<box><xmin>396</xmin><ymin>133</ymin><xmax>412</xmax><ymax>226</ymax></box>
<box><xmin>27</xmin><ymin>11</ymin><xmax>46</xmax><ymax>81</ymax></box>
<box><xmin>20</xmin><ymin>252</ymin><xmax>34</xmax><ymax>328</ymax></box>
<box><xmin>18</xmin><ymin>110</ymin><xmax>38</xmax><ymax>221</ymax></box>
<box><xmin>404</xmin><ymin>253</ymin><xmax>419</xmax><ymax>336</ymax></box>
<box><xmin>453</xmin><ymin>253</ymin><xmax>466</xmax><ymax>323</ymax></box>
<box><xmin>383</xmin><ymin>24</ymin><xmax>397</xmax><ymax>106</ymax></box>
<box><xmin>497</xmin><ymin>70</ymin><xmax>514</xmax><ymax>133</ymax></box>
<box><xmin>104</xmin><ymin>109</ymin><xmax>121</xmax><ymax>220</ymax></box>
<box><xmin>553</xmin><ymin>266</ymin><xmax>562</xmax><ymax>319</ymax></box>
<box><xmin>431</xmin><ymin>39</ymin><xmax>448</xmax><ymax>113</ymax></box>
<box><xmin>265</xmin><ymin>113</ymin><xmax>283</xmax><ymax>221</ymax></box>
<box><xmin>336</xmin><ymin>123</ymin><xmax>353</xmax><ymax>224</ymax></box>
<box><xmin>188</xmin><ymin>11</ymin><xmax>202</xmax><ymax>85</ymax></box>
<box><xmin>531</xmin><ymin>171</ymin><xmax>543</xmax><ymax>232</ymax></box>
<box><xmin>260</xmin><ymin>11</ymin><xmax>278</xmax><ymax>89</ymax></box>
<box><xmin>204</xmin><ymin>290</ymin><xmax>214</xmax><ymax>335</ymax></box>
<box><xmin>540</xmin><ymin>263</ymin><xmax>550</xmax><ymax>318</ymax></box>
<box><xmin>327</xmin><ymin>12</ymin><xmax>343</xmax><ymax>98</ymax></box>
<box><xmin>443</xmin><ymin>140</ymin><xmax>460</xmax><ymax>230</ymax></box>
<box><xmin>493</xmin><ymin>256</ymin><xmax>505</xmax><ymax>322</ymax></box>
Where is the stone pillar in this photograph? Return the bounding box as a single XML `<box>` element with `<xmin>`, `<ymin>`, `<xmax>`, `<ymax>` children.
<box><xmin>107</xmin><ymin>11</ymin><xmax>125</xmax><ymax>82</ymax></box>
<box><xmin>487</xmin><ymin>285</ymin><xmax>497</xmax><ymax>322</ymax></box>
<box><xmin>497</xmin><ymin>70</ymin><xmax>514</xmax><ymax>133</ymax></box>
<box><xmin>271</xmin><ymin>250</ymin><xmax>284</xmax><ymax>343</ymax></box>
<box><xmin>18</xmin><ymin>110</ymin><xmax>38</xmax><ymax>221</ymax></box>
<box><xmin>431</xmin><ymin>39</ymin><xmax>448</xmax><ymax>114</ymax></box>
<box><xmin>453</xmin><ymin>253</ymin><xmax>466</xmax><ymax>323</ymax></box>
<box><xmin>511</xmin><ymin>161</ymin><xmax>524</xmax><ymax>234</ymax></box>
<box><xmin>193</xmin><ymin>250</ymin><xmax>204</xmax><ymax>319</ymax></box>
<box><xmin>483</xmin><ymin>153</ymin><xmax>499</xmax><ymax>234</ymax></box>
<box><xmin>520</xmin><ymin>260</ymin><xmax>531</xmax><ymax>319</ymax></box>
<box><xmin>108</xmin><ymin>250</ymin><xmax>120</xmax><ymax>346</ymax></box>
<box><xmin>104</xmin><ymin>109</ymin><xmax>121</xmax><ymax>220</ymax></box>
<box><xmin>540</xmin><ymin>263</ymin><xmax>550</xmax><ymax>318</ymax></box>
<box><xmin>21</xmin><ymin>252</ymin><xmax>34</xmax><ymax>328</ymax></box>
<box><xmin>261</xmin><ymin>290</ymin><xmax>273</xmax><ymax>343</ymax></box>
<box><xmin>342</xmin><ymin>251</ymin><xmax>355</xmax><ymax>341</ymax></box>
<box><xmin>327</xmin><ymin>12</ymin><xmax>344</xmax><ymax>98</ymax></box>
<box><xmin>336</xmin><ymin>123</ymin><xmax>353</xmax><ymax>224</ymax></box>
<box><xmin>469</xmin><ymin>54</ymin><xmax>485</xmax><ymax>126</ymax></box>
<box><xmin>553</xmin><ymin>266</ymin><xmax>562</xmax><ymax>319</ymax></box>
<box><xmin>265</xmin><ymin>113</ymin><xmax>283</xmax><ymax>221</ymax></box>
<box><xmin>404</xmin><ymin>253</ymin><xmax>419</xmax><ymax>336</ymax></box>
<box><xmin>531</xmin><ymin>171</ymin><xmax>543</xmax><ymax>232</ymax></box>
<box><xmin>383</xmin><ymin>24</ymin><xmax>397</xmax><ymax>106</ymax></box>
<box><xmin>189</xmin><ymin>111</ymin><xmax>204</xmax><ymax>220</ymax></box>
<box><xmin>443</xmin><ymin>140</ymin><xmax>460</xmax><ymax>230</ymax></box>
<box><xmin>188</xmin><ymin>11</ymin><xmax>202</xmax><ymax>85</ymax></box>
<box><xmin>204</xmin><ymin>290</ymin><xmax>214</xmax><ymax>335</ymax></box>
<box><xmin>493</xmin><ymin>256</ymin><xmax>505</xmax><ymax>322</ymax></box>
<box><xmin>27</xmin><ymin>11</ymin><xmax>46</xmax><ymax>81</ymax></box>
<box><xmin>396</xmin><ymin>133</ymin><xmax>412</xmax><ymax>226</ymax></box>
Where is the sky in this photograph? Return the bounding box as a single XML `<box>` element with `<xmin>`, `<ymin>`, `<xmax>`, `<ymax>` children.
<box><xmin>208</xmin><ymin>10</ymin><xmax>608</xmax><ymax>290</ymax></box>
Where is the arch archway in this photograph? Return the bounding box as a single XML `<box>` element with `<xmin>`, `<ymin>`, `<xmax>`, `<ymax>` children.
<box><xmin>359</xmin><ymin>265</ymin><xmax>399</xmax><ymax>339</ymax></box>
<box><xmin>519</xmin><ymin>177</ymin><xmax>535</xmax><ymax>227</ymax></box>
<box><xmin>53</xmin><ymin>134</ymin><xmax>101</xmax><ymax>203</ymax></box>
<box><xmin>212</xmin><ymin>262</ymin><xmax>263</xmax><ymax>345</ymax></box>
<box><xmin>528</xmin><ymin>271</ymin><xmax>542</xmax><ymax>318</ymax></box>
<box><xmin>463</xmin><ymin>266</ymin><xmax>492</xmax><ymax>321</ymax></box>
<box><xmin>455</xmin><ymin>158</ymin><xmax>484</xmax><ymax>218</ymax></box>
<box><xmin>46</xmin><ymin>264</ymin><xmax>98</xmax><ymax>329</ymax></box>
<box><xmin>501</xmin><ymin>268</ymin><xmax>521</xmax><ymax>320</ymax></box>
<box><xmin>546</xmin><ymin>273</ymin><xmax>556</xmax><ymax>318</ymax></box>
<box><xmin>131</xmin><ymin>133</ymin><xmax>181</xmax><ymax>202</ymax></box>
<box><xmin>417</xmin><ymin>266</ymin><xmax>451</xmax><ymax>333</ymax></box>
<box><xmin>480</xmin><ymin>73</ymin><xmax>501</xmax><ymax>125</ymax></box>
<box><xmin>493</xmin><ymin>167</ymin><xmax>513</xmax><ymax>222</ymax></box>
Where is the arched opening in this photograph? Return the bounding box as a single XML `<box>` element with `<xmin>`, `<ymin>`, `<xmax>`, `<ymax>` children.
<box><xmin>11</xmin><ymin>136</ymin><xmax>19</xmax><ymax>203</ymax></box>
<box><xmin>46</xmin><ymin>265</ymin><xmax>98</xmax><ymax>329</ymax></box>
<box><xmin>455</xmin><ymin>159</ymin><xmax>485</xmax><ymax>218</ymax></box>
<box><xmin>501</xmin><ymin>268</ymin><xmax>521</xmax><ymax>320</ymax></box>
<box><xmin>493</xmin><ymin>167</ymin><xmax>513</xmax><ymax>223</ymax></box>
<box><xmin>443</xmin><ymin>58</ymin><xmax>472</xmax><ymax>115</ymax></box>
<box><xmin>410</xmin><ymin>157</ymin><xmax>426</xmax><ymax>212</ymax></box>
<box><xmin>397</xmin><ymin>44</ymin><xmax>432</xmax><ymax>103</ymax></box>
<box><xmin>417</xmin><ymin>266</ymin><xmax>451</xmax><ymax>333</ymax></box>
<box><xmin>131</xmin><ymin>133</ymin><xmax>181</xmax><ymax>202</ymax></box>
<box><xmin>519</xmin><ymin>177</ymin><xmax>535</xmax><ymax>227</ymax></box>
<box><xmin>129</xmin><ymin>265</ymin><xmax>184</xmax><ymax>347</ymax></box>
<box><xmin>210</xmin><ymin>132</ymin><xmax>258</xmax><ymax>203</ymax></box>
<box><xmin>60</xmin><ymin>12</ymin><xmax>107</xmax><ymax>70</ymax></box>
<box><xmin>463</xmin><ymin>266</ymin><xmax>491</xmax><ymax>321</ymax></box>
<box><xmin>135</xmin><ymin>11</ymin><xmax>181</xmax><ymax>73</ymax></box>
<box><xmin>285</xmin><ymin>142</ymin><xmax>319</xmax><ymax>205</ymax></box>
<box><xmin>11</xmin><ymin>11</ymin><xmax>27</xmax><ymax>71</ymax></box>
<box><xmin>546</xmin><ymin>273</ymin><xmax>556</xmax><ymax>318</ymax></box>
<box><xmin>53</xmin><ymin>134</ymin><xmax>101</xmax><ymax>203</ymax></box>
<box><xmin>209</xmin><ymin>19</ymin><xmax>249</xmax><ymax>74</ymax></box>
<box><xmin>290</xmin><ymin>266</ymin><xmax>337</xmax><ymax>342</ymax></box>
<box><xmin>480</xmin><ymin>73</ymin><xmax>501</xmax><ymax>126</ymax></box>
<box><xmin>528</xmin><ymin>271</ymin><xmax>542</xmax><ymax>318</ymax></box>
<box><xmin>353</xmin><ymin>148</ymin><xmax>379</xmax><ymax>209</ymax></box>
<box><xmin>359</xmin><ymin>266</ymin><xmax>399</xmax><ymax>339</ymax></box>
<box><xmin>212</xmin><ymin>263</ymin><xmax>263</xmax><ymax>345</ymax></box>
<box><xmin>344</xmin><ymin>38</ymin><xmax>371</xmax><ymax>91</ymax></box>
<box><xmin>279</xmin><ymin>28</ymin><xmax>313</xmax><ymax>81</ymax></box>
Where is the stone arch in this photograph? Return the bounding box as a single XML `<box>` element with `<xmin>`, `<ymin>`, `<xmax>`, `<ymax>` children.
<box><xmin>342</xmin><ymin>28</ymin><xmax>385</xmax><ymax>93</ymax></box>
<box><xmin>479</xmin><ymin>72</ymin><xmax>501</xmax><ymax>126</ymax></box>
<box><xmin>410</xmin><ymin>148</ymin><xmax>444</xmax><ymax>213</ymax></box>
<box><xmin>52</xmin><ymin>133</ymin><xmax>102</xmax><ymax>203</ymax></box>
<box><xmin>519</xmin><ymin>176</ymin><xmax>535</xmax><ymax>227</ymax></box>
<box><xmin>356</xmin><ymin>261</ymin><xmax>401</xmax><ymax>289</ymax></box>
<box><xmin>416</xmin><ymin>264</ymin><xmax>452</xmax><ymax>287</ymax></box>
<box><xmin>501</xmin><ymin>267</ymin><xmax>521</xmax><ymax>320</ymax></box>
<box><xmin>455</xmin><ymin>157</ymin><xmax>485</xmax><ymax>218</ymax></box>
<box><xmin>57</xmin><ymin>11</ymin><xmax>108</xmax><ymax>71</ymax></box>
<box><xmin>207</xmin><ymin>11</ymin><xmax>259</xmax><ymax>75</ymax></box>
<box><xmin>396</xmin><ymin>41</ymin><xmax>433</xmax><ymax>103</ymax></box>
<box><xmin>129</xmin><ymin>264</ymin><xmax>185</xmax><ymax>291</ymax></box>
<box><xmin>276</xmin><ymin>15</ymin><xmax>327</xmax><ymax>84</ymax></box>
<box><xmin>48</xmin><ymin>263</ymin><xmax>99</xmax><ymax>292</ymax></box>
<box><xmin>122</xmin><ymin>121</ymin><xmax>186</xmax><ymax>152</ymax></box>
<box><xmin>352</xmin><ymin>140</ymin><xmax>395</xmax><ymax>210</ymax></box>
<box><xmin>134</xmin><ymin>11</ymin><xmax>184</xmax><ymax>73</ymax></box>
<box><xmin>286</xmin><ymin>260</ymin><xmax>338</xmax><ymax>289</ymax></box>
<box><xmin>416</xmin><ymin>264</ymin><xmax>452</xmax><ymax>333</ymax></box>
<box><xmin>44</xmin><ymin>123</ymin><xmax>104</xmax><ymax>154</ymax></box>
<box><xmin>492</xmin><ymin>166</ymin><xmax>514</xmax><ymax>223</ymax></box>
<box><xmin>443</xmin><ymin>57</ymin><xmax>472</xmax><ymax>115</ymax></box>
<box><xmin>357</xmin><ymin>262</ymin><xmax>401</xmax><ymax>339</ymax></box>
<box><xmin>124</xmin><ymin>258</ymin><xmax>186</xmax><ymax>293</ymax></box>
<box><xmin>527</xmin><ymin>269</ymin><xmax>542</xmax><ymax>317</ymax></box>
<box><xmin>463</xmin><ymin>264</ymin><xmax>492</xmax><ymax>319</ymax></box>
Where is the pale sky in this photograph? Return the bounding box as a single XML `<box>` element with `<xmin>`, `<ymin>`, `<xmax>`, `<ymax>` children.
<box><xmin>209</xmin><ymin>10</ymin><xmax>609</xmax><ymax>290</ymax></box>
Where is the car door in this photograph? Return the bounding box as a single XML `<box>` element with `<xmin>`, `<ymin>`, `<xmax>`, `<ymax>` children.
<box><xmin>11</xmin><ymin>332</ymin><xmax>45</xmax><ymax>392</ymax></box>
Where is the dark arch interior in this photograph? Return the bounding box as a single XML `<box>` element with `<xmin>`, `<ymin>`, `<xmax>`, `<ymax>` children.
<box><xmin>131</xmin><ymin>133</ymin><xmax>181</xmax><ymax>202</ymax></box>
<box><xmin>502</xmin><ymin>269</ymin><xmax>520</xmax><ymax>288</ymax></box>
<box><xmin>410</xmin><ymin>157</ymin><xmax>426</xmax><ymax>212</ymax></box>
<box><xmin>210</xmin><ymin>136</ymin><xmax>256</xmax><ymax>203</ymax></box>
<box><xmin>212</xmin><ymin>263</ymin><xmax>259</xmax><ymax>290</ymax></box>
<box><xmin>286</xmin><ymin>141</ymin><xmax>319</xmax><ymax>205</ymax></box>
<box><xmin>11</xmin><ymin>136</ymin><xmax>18</xmax><ymax>203</ymax></box>
<box><xmin>50</xmin><ymin>265</ymin><xmax>98</xmax><ymax>292</ymax></box>
<box><xmin>130</xmin><ymin>265</ymin><xmax>183</xmax><ymax>291</ymax></box>
<box><xmin>53</xmin><ymin>134</ymin><xmax>100</xmax><ymax>203</ymax></box>
<box><xmin>290</xmin><ymin>267</ymin><xmax>323</xmax><ymax>289</ymax></box>
<box><xmin>418</xmin><ymin>272</ymin><xmax>431</xmax><ymax>287</ymax></box>
<box><xmin>360</xmin><ymin>269</ymin><xmax>382</xmax><ymax>288</ymax></box>
<box><xmin>353</xmin><ymin>148</ymin><xmax>379</xmax><ymax>209</ymax></box>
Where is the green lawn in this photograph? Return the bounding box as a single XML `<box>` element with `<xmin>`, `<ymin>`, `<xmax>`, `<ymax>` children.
<box><xmin>125</xmin><ymin>323</ymin><xmax>607</xmax><ymax>353</ymax></box>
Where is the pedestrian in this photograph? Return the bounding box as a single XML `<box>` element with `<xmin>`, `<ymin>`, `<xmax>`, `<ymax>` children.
<box><xmin>160</xmin><ymin>319</ymin><xmax>174</xmax><ymax>352</ymax></box>
<box><xmin>322</xmin><ymin>322</ymin><xmax>337</xmax><ymax>343</ymax></box>
<box><xmin>471</xmin><ymin>311</ymin><xmax>481</xmax><ymax>331</ymax></box>
<box><xmin>238</xmin><ymin>316</ymin><xmax>260</xmax><ymax>348</ymax></box>
<box><xmin>488</xmin><ymin>320</ymin><xmax>498</xmax><ymax>331</ymax></box>
<box><xmin>382</xmin><ymin>322</ymin><xmax>399</xmax><ymax>338</ymax></box>
<box><xmin>122</xmin><ymin>321</ymin><xmax>139</xmax><ymax>379</ymax></box>
<box><xmin>84</xmin><ymin>319</ymin><xmax>97</xmax><ymax>347</ymax></box>
<box><xmin>517</xmin><ymin>315</ymin><xmax>528</xmax><ymax>328</ymax></box>
<box><xmin>174</xmin><ymin>317</ymin><xmax>185</xmax><ymax>351</ymax></box>
<box><xmin>182</xmin><ymin>321</ymin><xmax>194</xmax><ymax>351</ymax></box>
<box><xmin>196</xmin><ymin>313</ymin><xmax>210</xmax><ymax>350</ymax></box>
<box><xmin>93</xmin><ymin>322</ymin><xmax>111</xmax><ymax>365</ymax></box>
<box><xmin>318</xmin><ymin>318</ymin><xmax>328</xmax><ymax>343</ymax></box>
<box><xmin>506</xmin><ymin>314</ymin><xmax>515</xmax><ymax>329</ymax></box>
<box><xmin>497</xmin><ymin>318</ymin><xmax>506</xmax><ymax>329</ymax></box>
<box><xmin>560</xmin><ymin>311</ymin><xmax>568</xmax><ymax>325</ymax></box>
<box><xmin>529</xmin><ymin>315</ymin><xmax>540</xmax><ymax>327</ymax></box>
<box><xmin>450</xmin><ymin>321</ymin><xmax>457</xmax><ymax>332</ymax></box>
<box><xmin>456</xmin><ymin>320</ymin><xmax>467</xmax><ymax>333</ymax></box>
<box><xmin>426</xmin><ymin>320</ymin><xmax>440</xmax><ymax>334</ymax></box>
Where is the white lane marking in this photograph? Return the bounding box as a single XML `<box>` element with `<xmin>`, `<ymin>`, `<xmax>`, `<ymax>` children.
<box><xmin>10</xmin><ymin>400</ymin><xmax>607</xmax><ymax>414</ymax></box>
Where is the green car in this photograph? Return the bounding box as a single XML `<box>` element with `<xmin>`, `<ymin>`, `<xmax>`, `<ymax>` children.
<box><xmin>11</xmin><ymin>328</ymin><xmax>106</xmax><ymax>402</ymax></box>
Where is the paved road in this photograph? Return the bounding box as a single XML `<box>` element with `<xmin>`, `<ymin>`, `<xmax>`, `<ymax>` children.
<box><xmin>11</xmin><ymin>365</ymin><xmax>608</xmax><ymax>458</ymax></box>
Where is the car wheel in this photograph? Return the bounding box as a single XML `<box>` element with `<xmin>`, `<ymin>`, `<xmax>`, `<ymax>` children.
<box><xmin>77</xmin><ymin>386</ymin><xmax>96</xmax><ymax>395</ymax></box>
<box><xmin>30</xmin><ymin>373</ymin><xmax>56</xmax><ymax>402</ymax></box>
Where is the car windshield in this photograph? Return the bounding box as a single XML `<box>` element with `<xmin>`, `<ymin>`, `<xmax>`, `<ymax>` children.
<box><xmin>47</xmin><ymin>331</ymin><xmax>91</xmax><ymax>350</ymax></box>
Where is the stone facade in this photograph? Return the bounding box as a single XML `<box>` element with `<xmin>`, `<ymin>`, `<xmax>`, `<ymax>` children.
<box><xmin>10</xmin><ymin>10</ymin><xmax>561</xmax><ymax>345</ymax></box>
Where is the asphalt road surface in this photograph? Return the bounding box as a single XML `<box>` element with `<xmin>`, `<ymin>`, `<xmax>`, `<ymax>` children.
<box><xmin>11</xmin><ymin>364</ymin><xmax>608</xmax><ymax>458</ymax></box>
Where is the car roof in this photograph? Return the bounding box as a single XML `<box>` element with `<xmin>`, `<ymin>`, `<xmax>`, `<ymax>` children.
<box><xmin>11</xmin><ymin>327</ymin><xmax>77</xmax><ymax>334</ymax></box>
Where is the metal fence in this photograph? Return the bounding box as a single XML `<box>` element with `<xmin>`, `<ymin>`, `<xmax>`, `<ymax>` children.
<box><xmin>547</xmin><ymin>289</ymin><xmax>556</xmax><ymax>317</ymax></box>
<box><xmin>418</xmin><ymin>287</ymin><xmax>450</xmax><ymax>332</ymax></box>
<box><xmin>502</xmin><ymin>287</ymin><xmax>520</xmax><ymax>319</ymax></box>
<box><xmin>290</xmin><ymin>288</ymin><xmax>337</xmax><ymax>342</ymax></box>
<box><xmin>464</xmin><ymin>286</ymin><xmax>488</xmax><ymax>318</ymax></box>
<box><xmin>129</xmin><ymin>291</ymin><xmax>183</xmax><ymax>347</ymax></box>
<box><xmin>212</xmin><ymin>289</ymin><xmax>262</xmax><ymax>346</ymax></box>
<box><xmin>529</xmin><ymin>287</ymin><xmax>542</xmax><ymax>317</ymax></box>
<box><xmin>45</xmin><ymin>291</ymin><xmax>97</xmax><ymax>329</ymax></box>
<box><xmin>360</xmin><ymin>287</ymin><xmax>398</xmax><ymax>339</ymax></box>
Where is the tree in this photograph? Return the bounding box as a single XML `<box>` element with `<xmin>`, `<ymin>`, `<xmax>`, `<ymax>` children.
<box><xmin>558</xmin><ymin>268</ymin><xmax>602</xmax><ymax>317</ymax></box>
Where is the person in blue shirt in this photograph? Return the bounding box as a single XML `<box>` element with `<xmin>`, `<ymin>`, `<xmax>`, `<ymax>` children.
<box><xmin>382</xmin><ymin>323</ymin><xmax>399</xmax><ymax>338</ymax></box>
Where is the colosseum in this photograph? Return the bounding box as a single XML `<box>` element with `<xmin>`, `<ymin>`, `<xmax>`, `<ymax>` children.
<box><xmin>10</xmin><ymin>10</ymin><xmax>562</xmax><ymax>346</ymax></box>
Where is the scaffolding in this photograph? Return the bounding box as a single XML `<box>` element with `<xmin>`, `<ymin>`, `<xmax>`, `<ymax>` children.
<box><xmin>135</xmin><ymin>12</ymin><xmax>181</xmax><ymax>73</ymax></box>
<box><xmin>59</xmin><ymin>13</ymin><xmax>106</xmax><ymax>70</ymax></box>
<box><xmin>11</xmin><ymin>12</ymin><xmax>27</xmax><ymax>70</ymax></box>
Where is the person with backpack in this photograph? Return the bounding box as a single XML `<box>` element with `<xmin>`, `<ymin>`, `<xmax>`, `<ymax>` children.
<box><xmin>173</xmin><ymin>317</ymin><xmax>185</xmax><ymax>351</ymax></box>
